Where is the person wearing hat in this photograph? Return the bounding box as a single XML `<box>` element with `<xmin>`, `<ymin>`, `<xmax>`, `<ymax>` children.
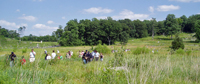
<box><xmin>9</xmin><ymin>52</ymin><xmax>16</xmax><ymax>67</ymax></box>
<box><xmin>20</xmin><ymin>56</ymin><xmax>26</xmax><ymax>65</ymax></box>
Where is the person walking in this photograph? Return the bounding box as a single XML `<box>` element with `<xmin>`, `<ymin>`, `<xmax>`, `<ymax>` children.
<box><xmin>29</xmin><ymin>49</ymin><xmax>36</xmax><ymax>63</ymax></box>
<box><xmin>9</xmin><ymin>52</ymin><xmax>16</xmax><ymax>67</ymax></box>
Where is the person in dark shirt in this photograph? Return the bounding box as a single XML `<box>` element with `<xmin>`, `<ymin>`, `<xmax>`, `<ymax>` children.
<box><xmin>45</xmin><ymin>54</ymin><xmax>48</xmax><ymax>60</ymax></box>
<box><xmin>86</xmin><ymin>51</ymin><xmax>91</xmax><ymax>63</ymax></box>
<box><xmin>82</xmin><ymin>50</ymin><xmax>88</xmax><ymax>64</ymax></box>
<box><xmin>9</xmin><ymin>52</ymin><xmax>16</xmax><ymax>67</ymax></box>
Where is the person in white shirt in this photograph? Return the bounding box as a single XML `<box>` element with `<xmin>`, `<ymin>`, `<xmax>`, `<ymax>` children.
<box><xmin>94</xmin><ymin>50</ymin><xmax>100</xmax><ymax>61</ymax></box>
<box><xmin>52</xmin><ymin>50</ymin><xmax>56</xmax><ymax>59</ymax></box>
<box><xmin>70</xmin><ymin>51</ymin><xmax>73</xmax><ymax>56</ymax></box>
<box><xmin>46</xmin><ymin>54</ymin><xmax>51</xmax><ymax>60</ymax></box>
<box><xmin>30</xmin><ymin>49</ymin><xmax>36</xmax><ymax>62</ymax></box>
<box><xmin>57</xmin><ymin>50</ymin><xmax>59</xmax><ymax>54</ymax></box>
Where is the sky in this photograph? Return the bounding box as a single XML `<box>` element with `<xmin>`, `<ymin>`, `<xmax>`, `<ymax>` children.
<box><xmin>0</xmin><ymin>0</ymin><xmax>200</xmax><ymax>36</ymax></box>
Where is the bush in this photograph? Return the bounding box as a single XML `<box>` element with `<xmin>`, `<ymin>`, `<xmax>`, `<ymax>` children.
<box><xmin>176</xmin><ymin>48</ymin><xmax>185</xmax><ymax>55</ymax></box>
<box><xmin>172</xmin><ymin>34</ymin><xmax>184</xmax><ymax>50</ymax></box>
<box><xmin>22</xmin><ymin>48</ymin><xmax>27</xmax><ymax>54</ymax></box>
<box><xmin>186</xmin><ymin>50</ymin><xmax>192</xmax><ymax>56</ymax></box>
<box><xmin>133</xmin><ymin>47</ymin><xmax>150</xmax><ymax>55</ymax></box>
<box><xmin>94</xmin><ymin>44</ymin><xmax>111</xmax><ymax>54</ymax></box>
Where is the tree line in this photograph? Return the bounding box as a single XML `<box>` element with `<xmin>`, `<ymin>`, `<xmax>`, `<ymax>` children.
<box><xmin>0</xmin><ymin>26</ymin><xmax>20</xmax><ymax>39</ymax></box>
<box><xmin>1</xmin><ymin>14</ymin><xmax>200</xmax><ymax>45</ymax></box>
<box><xmin>57</xmin><ymin>14</ymin><xmax>200</xmax><ymax>46</ymax></box>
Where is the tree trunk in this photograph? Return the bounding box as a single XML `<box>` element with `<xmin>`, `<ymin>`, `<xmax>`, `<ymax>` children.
<box><xmin>107</xmin><ymin>37</ymin><xmax>110</xmax><ymax>46</ymax></box>
<box><xmin>171</xmin><ymin>35</ymin><xmax>173</xmax><ymax>39</ymax></box>
<box><xmin>152</xmin><ymin>27</ymin><xmax>154</xmax><ymax>40</ymax></box>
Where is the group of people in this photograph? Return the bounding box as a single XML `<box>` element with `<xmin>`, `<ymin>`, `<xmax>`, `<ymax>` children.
<box><xmin>7</xmin><ymin>49</ymin><xmax>104</xmax><ymax>67</ymax></box>
<box><xmin>8</xmin><ymin>52</ymin><xmax>27</xmax><ymax>67</ymax></box>
<box><xmin>81</xmin><ymin>50</ymin><xmax>104</xmax><ymax>64</ymax></box>
<box><xmin>44</xmin><ymin>50</ymin><xmax>63</xmax><ymax>60</ymax></box>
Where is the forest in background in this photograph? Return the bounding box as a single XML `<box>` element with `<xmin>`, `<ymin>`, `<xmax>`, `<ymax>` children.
<box><xmin>1</xmin><ymin>14</ymin><xmax>200</xmax><ymax>46</ymax></box>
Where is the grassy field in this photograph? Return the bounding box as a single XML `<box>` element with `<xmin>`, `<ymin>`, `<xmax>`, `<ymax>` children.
<box><xmin>0</xmin><ymin>33</ymin><xmax>199</xmax><ymax>84</ymax></box>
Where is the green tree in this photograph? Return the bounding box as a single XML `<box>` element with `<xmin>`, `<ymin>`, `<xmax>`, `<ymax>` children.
<box><xmin>176</xmin><ymin>18</ymin><xmax>183</xmax><ymax>32</ymax></box>
<box><xmin>59</xmin><ymin>20</ymin><xmax>82</xmax><ymax>46</ymax></box>
<box><xmin>172</xmin><ymin>34</ymin><xmax>184</xmax><ymax>50</ymax></box>
<box><xmin>194</xmin><ymin>20</ymin><xmax>200</xmax><ymax>42</ymax></box>
<box><xmin>184</xmin><ymin>14</ymin><xmax>200</xmax><ymax>33</ymax></box>
<box><xmin>55</xmin><ymin>25</ymin><xmax>63</xmax><ymax>40</ymax></box>
<box><xmin>133</xmin><ymin>19</ymin><xmax>148</xmax><ymax>38</ymax></box>
<box><xmin>164</xmin><ymin>14</ymin><xmax>180</xmax><ymax>39</ymax></box>
<box><xmin>118</xmin><ymin>19</ymin><xmax>135</xmax><ymax>38</ymax></box>
<box><xmin>180</xmin><ymin>15</ymin><xmax>187</xmax><ymax>32</ymax></box>
<box><xmin>156</xmin><ymin>21</ymin><xmax>165</xmax><ymax>35</ymax></box>
<box><xmin>119</xmin><ymin>31</ymin><xmax>129</xmax><ymax>45</ymax></box>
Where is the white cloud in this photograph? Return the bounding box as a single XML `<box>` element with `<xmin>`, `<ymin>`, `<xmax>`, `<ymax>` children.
<box><xmin>33</xmin><ymin>24</ymin><xmax>57</xmax><ymax>29</ymax></box>
<box><xmin>62</xmin><ymin>16</ymin><xmax>66</xmax><ymax>19</ymax></box>
<box><xmin>47</xmin><ymin>20</ymin><xmax>54</xmax><ymax>24</ymax></box>
<box><xmin>112</xmin><ymin>9</ymin><xmax>149</xmax><ymax>20</ymax></box>
<box><xmin>20</xmin><ymin>23</ymin><xmax>28</xmax><ymax>27</ymax></box>
<box><xmin>16</xmin><ymin>9</ymin><xmax>20</xmax><ymax>12</ymax></box>
<box><xmin>169</xmin><ymin>0</ymin><xmax>200</xmax><ymax>2</ymax></box>
<box><xmin>0</xmin><ymin>20</ymin><xmax>28</xmax><ymax>29</ymax></box>
<box><xmin>83</xmin><ymin>7</ymin><xmax>113</xmax><ymax>14</ymax></box>
<box><xmin>157</xmin><ymin>5</ymin><xmax>180</xmax><ymax>12</ymax></box>
<box><xmin>149</xmin><ymin>6</ymin><xmax>154</xmax><ymax>13</ymax></box>
<box><xmin>96</xmin><ymin>16</ymin><xmax>108</xmax><ymax>19</ymax></box>
<box><xmin>19</xmin><ymin>15</ymin><xmax>37</xmax><ymax>21</ymax></box>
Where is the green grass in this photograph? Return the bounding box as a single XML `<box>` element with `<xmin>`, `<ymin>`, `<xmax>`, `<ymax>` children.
<box><xmin>0</xmin><ymin>33</ymin><xmax>200</xmax><ymax>84</ymax></box>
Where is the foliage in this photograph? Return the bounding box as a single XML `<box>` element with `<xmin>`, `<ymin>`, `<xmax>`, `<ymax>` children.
<box><xmin>133</xmin><ymin>19</ymin><xmax>148</xmax><ymax>38</ymax></box>
<box><xmin>164</xmin><ymin>14</ymin><xmax>180</xmax><ymax>39</ymax></box>
<box><xmin>133</xmin><ymin>47</ymin><xmax>150</xmax><ymax>55</ymax></box>
<box><xmin>0</xmin><ymin>26</ymin><xmax>20</xmax><ymax>39</ymax></box>
<box><xmin>119</xmin><ymin>31</ymin><xmax>129</xmax><ymax>45</ymax></box>
<box><xmin>184</xmin><ymin>14</ymin><xmax>200</xmax><ymax>33</ymax></box>
<box><xmin>22</xmin><ymin>48</ymin><xmax>27</xmax><ymax>54</ymax></box>
<box><xmin>194</xmin><ymin>20</ymin><xmax>200</xmax><ymax>42</ymax></box>
<box><xmin>186</xmin><ymin>50</ymin><xmax>192</xmax><ymax>56</ymax></box>
<box><xmin>175</xmin><ymin>48</ymin><xmax>185</xmax><ymax>55</ymax></box>
<box><xmin>94</xmin><ymin>44</ymin><xmax>111</xmax><ymax>54</ymax></box>
<box><xmin>172</xmin><ymin>34</ymin><xmax>184</xmax><ymax>50</ymax></box>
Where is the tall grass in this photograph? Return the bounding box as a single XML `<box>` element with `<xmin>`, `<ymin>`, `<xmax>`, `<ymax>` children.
<box><xmin>0</xmin><ymin>33</ymin><xmax>200</xmax><ymax>84</ymax></box>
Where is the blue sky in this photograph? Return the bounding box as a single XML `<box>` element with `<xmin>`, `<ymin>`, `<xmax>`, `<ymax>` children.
<box><xmin>0</xmin><ymin>0</ymin><xmax>200</xmax><ymax>36</ymax></box>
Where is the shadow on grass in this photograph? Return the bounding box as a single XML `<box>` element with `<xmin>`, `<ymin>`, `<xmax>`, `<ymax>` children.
<box><xmin>184</xmin><ymin>41</ymin><xmax>199</xmax><ymax>43</ymax></box>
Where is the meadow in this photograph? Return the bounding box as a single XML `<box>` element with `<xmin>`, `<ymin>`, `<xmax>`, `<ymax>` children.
<box><xmin>0</xmin><ymin>33</ymin><xmax>199</xmax><ymax>84</ymax></box>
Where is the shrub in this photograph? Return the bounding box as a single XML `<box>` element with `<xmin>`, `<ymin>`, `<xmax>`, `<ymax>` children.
<box><xmin>186</xmin><ymin>50</ymin><xmax>192</xmax><ymax>56</ymax></box>
<box><xmin>133</xmin><ymin>47</ymin><xmax>150</xmax><ymax>55</ymax></box>
<box><xmin>172</xmin><ymin>34</ymin><xmax>184</xmax><ymax>50</ymax></box>
<box><xmin>94</xmin><ymin>44</ymin><xmax>111</xmax><ymax>54</ymax></box>
<box><xmin>22</xmin><ymin>48</ymin><xmax>27</xmax><ymax>54</ymax></box>
<box><xmin>176</xmin><ymin>48</ymin><xmax>185</xmax><ymax>55</ymax></box>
